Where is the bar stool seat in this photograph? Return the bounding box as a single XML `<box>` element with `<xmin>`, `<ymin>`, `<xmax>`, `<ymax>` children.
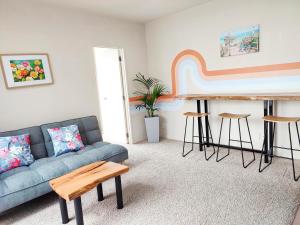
<box><xmin>184</xmin><ymin>112</ymin><xmax>209</xmax><ymax>117</ymax></box>
<box><xmin>216</xmin><ymin>112</ymin><xmax>255</xmax><ymax>168</ymax></box>
<box><xmin>182</xmin><ymin>112</ymin><xmax>215</xmax><ymax>160</ymax></box>
<box><xmin>259</xmin><ymin>115</ymin><xmax>300</xmax><ymax>181</ymax></box>
<box><xmin>262</xmin><ymin>115</ymin><xmax>300</xmax><ymax>123</ymax></box>
<box><xmin>219</xmin><ymin>113</ymin><xmax>250</xmax><ymax>119</ymax></box>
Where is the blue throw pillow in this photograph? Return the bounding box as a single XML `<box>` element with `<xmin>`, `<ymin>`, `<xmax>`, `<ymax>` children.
<box><xmin>47</xmin><ymin>124</ymin><xmax>84</xmax><ymax>157</ymax></box>
<box><xmin>0</xmin><ymin>134</ymin><xmax>35</xmax><ymax>174</ymax></box>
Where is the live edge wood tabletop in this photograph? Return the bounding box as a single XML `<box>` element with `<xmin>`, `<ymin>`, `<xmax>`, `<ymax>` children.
<box><xmin>176</xmin><ymin>93</ymin><xmax>300</xmax><ymax>101</ymax></box>
<box><xmin>49</xmin><ymin>161</ymin><xmax>129</xmax><ymax>201</ymax></box>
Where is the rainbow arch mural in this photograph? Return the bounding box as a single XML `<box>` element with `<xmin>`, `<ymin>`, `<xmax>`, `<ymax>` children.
<box><xmin>129</xmin><ymin>49</ymin><xmax>300</xmax><ymax>111</ymax></box>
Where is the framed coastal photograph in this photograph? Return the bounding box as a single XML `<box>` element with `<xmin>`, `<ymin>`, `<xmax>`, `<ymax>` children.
<box><xmin>0</xmin><ymin>53</ymin><xmax>53</xmax><ymax>88</ymax></box>
<box><xmin>220</xmin><ymin>25</ymin><xmax>260</xmax><ymax>57</ymax></box>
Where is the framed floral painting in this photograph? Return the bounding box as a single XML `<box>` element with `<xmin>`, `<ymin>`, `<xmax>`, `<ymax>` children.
<box><xmin>0</xmin><ymin>53</ymin><xmax>53</xmax><ymax>88</ymax></box>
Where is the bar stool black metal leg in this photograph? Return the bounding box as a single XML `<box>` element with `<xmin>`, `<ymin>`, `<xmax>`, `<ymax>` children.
<box><xmin>115</xmin><ymin>176</ymin><xmax>123</xmax><ymax>209</ymax></box>
<box><xmin>289</xmin><ymin>123</ymin><xmax>300</xmax><ymax>181</ymax></box>
<box><xmin>270</xmin><ymin>123</ymin><xmax>276</xmax><ymax>162</ymax></box>
<box><xmin>182</xmin><ymin>116</ymin><xmax>188</xmax><ymax>156</ymax></box>
<box><xmin>228</xmin><ymin>118</ymin><xmax>231</xmax><ymax>157</ymax></box>
<box><xmin>238</xmin><ymin>119</ymin><xmax>245</xmax><ymax>168</ymax></box>
<box><xmin>59</xmin><ymin>196</ymin><xmax>69</xmax><ymax>224</ymax></box>
<box><xmin>191</xmin><ymin>117</ymin><xmax>195</xmax><ymax>152</ymax></box>
<box><xmin>216</xmin><ymin>118</ymin><xmax>223</xmax><ymax>162</ymax></box>
<box><xmin>182</xmin><ymin>116</ymin><xmax>194</xmax><ymax>157</ymax></box>
<box><xmin>203</xmin><ymin>121</ymin><xmax>215</xmax><ymax>160</ymax></box>
<box><xmin>246</xmin><ymin>118</ymin><xmax>256</xmax><ymax>160</ymax></box>
<box><xmin>216</xmin><ymin>118</ymin><xmax>230</xmax><ymax>162</ymax></box>
<box><xmin>97</xmin><ymin>183</ymin><xmax>104</xmax><ymax>201</ymax></box>
<box><xmin>206</xmin><ymin>121</ymin><xmax>216</xmax><ymax>160</ymax></box>
<box><xmin>239</xmin><ymin>119</ymin><xmax>255</xmax><ymax>168</ymax></box>
<box><xmin>294</xmin><ymin>122</ymin><xmax>300</xmax><ymax>181</ymax></box>
<box><xmin>74</xmin><ymin>197</ymin><xmax>84</xmax><ymax>225</ymax></box>
<box><xmin>259</xmin><ymin>123</ymin><xmax>273</xmax><ymax>172</ymax></box>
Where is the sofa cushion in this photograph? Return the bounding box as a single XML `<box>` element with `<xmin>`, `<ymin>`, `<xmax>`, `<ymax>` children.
<box><xmin>29</xmin><ymin>157</ymin><xmax>71</xmax><ymax>181</ymax></box>
<box><xmin>47</xmin><ymin>125</ymin><xmax>84</xmax><ymax>156</ymax></box>
<box><xmin>78</xmin><ymin>142</ymin><xmax>128</xmax><ymax>162</ymax></box>
<box><xmin>41</xmin><ymin>116</ymin><xmax>102</xmax><ymax>157</ymax></box>
<box><xmin>0</xmin><ymin>143</ymin><xmax>128</xmax><ymax>199</ymax></box>
<box><xmin>0</xmin><ymin>134</ymin><xmax>35</xmax><ymax>174</ymax></box>
<box><xmin>0</xmin><ymin>167</ymin><xmax>43</xmax><ymax>198</ymax></box>
<box><xmin>0</xmin><ymin>181</ymin><xmax>51</xmax><ymax>214</ymax></box>
<box><xmin>0</xmin><ymin>126</ymin><xmax>47</xmax><ymax>159</ymax></box>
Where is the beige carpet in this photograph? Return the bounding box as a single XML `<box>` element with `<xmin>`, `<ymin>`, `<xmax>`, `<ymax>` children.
<box><xmin>1</xmin><ymin>140</ymin><xmax>300</xmax><ymax>225</ymax></box>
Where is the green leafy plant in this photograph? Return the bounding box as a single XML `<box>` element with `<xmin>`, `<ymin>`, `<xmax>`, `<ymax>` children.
<box><xmin>133</xmin><ymin>73</ymin><xmax>167</xmax><ymax>117</ymax></box>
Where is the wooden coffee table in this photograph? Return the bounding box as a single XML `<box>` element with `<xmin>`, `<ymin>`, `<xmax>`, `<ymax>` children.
<box><xmin>49</xmin><ymin>161</ymin><xmax>129</xmax><ymax>225</ymax></box>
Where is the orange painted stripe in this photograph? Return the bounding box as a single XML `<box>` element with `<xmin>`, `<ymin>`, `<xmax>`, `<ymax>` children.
<box><xmin>129</xmin><ymin>49</ymin><xmax>300</xmax><ymax>103</ymax></box>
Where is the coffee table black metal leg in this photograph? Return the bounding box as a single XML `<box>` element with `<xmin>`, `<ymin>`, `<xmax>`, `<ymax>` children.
<box><xmin>115</xmin><ymin>176</ymin><xmax>123</xmax><ymax>209</ymax></box>
<box><xmin>74</xmin><ymin>197</ymin><xmax>84</xmax><ymax>225</ymax></box>
<box><xmin>97</xmin><ymin>183</ymin><xmax>104</xmax><ymax>201</ymax></box>
<box><xmin>59</xmin><ymin>196</ymin><xmax>69</xmax><ymax>224</ymax></box>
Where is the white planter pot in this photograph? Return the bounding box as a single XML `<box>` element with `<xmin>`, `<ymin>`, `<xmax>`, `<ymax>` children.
<box><xmin>145</xmin><ymin>116</ymin><xmax>159</xmax><ymax>143</ymax></box>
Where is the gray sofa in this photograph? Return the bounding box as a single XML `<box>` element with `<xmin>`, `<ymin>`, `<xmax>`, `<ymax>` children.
<box><xmin>0</xmin><ymin>116</ymin><xmax>128</xmax><ymax>214</ymax></box>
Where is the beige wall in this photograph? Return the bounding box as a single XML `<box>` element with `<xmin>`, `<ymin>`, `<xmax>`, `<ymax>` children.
<box><xmin>0</xmin><ymin>0</ymin><xmax>147</xmax><ymax>142</ymax></box>
<box><xmin>145</xmin><ymin>0</ymin><xmax>300</xmax><ymax>157</ymax></box>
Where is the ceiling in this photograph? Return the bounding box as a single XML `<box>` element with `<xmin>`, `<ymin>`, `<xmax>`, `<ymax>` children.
<box><xmin>37</xmin><ymin>0</ymin><xmax>211</xmax><ymax>23</ymax></box>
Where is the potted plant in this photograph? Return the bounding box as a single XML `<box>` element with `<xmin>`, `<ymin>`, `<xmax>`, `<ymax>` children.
<box><xmin>133</xmin><ymin>73</ymin><xmax>167</xmax><ymax>143</ymax></box>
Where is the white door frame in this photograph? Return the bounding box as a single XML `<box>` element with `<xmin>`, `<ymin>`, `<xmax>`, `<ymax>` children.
<box><xmin>93</xmin><ymin>46</ymin><xmax>133</xmax><ymax>144</ymax></box>
<box><xmin>118</xmin><ymin>48</ymin><xmax>133</xmax><ymax>144</ymax></box>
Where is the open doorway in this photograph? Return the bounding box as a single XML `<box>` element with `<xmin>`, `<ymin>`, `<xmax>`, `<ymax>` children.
<box><xmin>94</xmin><ymin>47</ymin><xmax>131</xmax><ymax>144</ymax></box>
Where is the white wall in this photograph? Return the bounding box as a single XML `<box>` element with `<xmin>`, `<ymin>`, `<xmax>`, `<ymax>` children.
<box><xmin>0</xmin><ymin>0</ymin><xmax>147</xmax><ymax>143</ymax></box>
<box><xmin>145</xmin><ymin>0</ymin><xmax>300</xmax><ymax>157</ymax></box>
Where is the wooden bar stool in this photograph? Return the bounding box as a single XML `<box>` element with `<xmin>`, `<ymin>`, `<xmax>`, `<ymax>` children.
<box><xmin>216</xmin><ymin>113</ymin><xmax>256</xmax><ymax>168</ymax></box>
<box><xmin>182</xmin><ymin>112</ymin><xmax>215</xmax><ymax>160</ymax></box>
<box><xmin>259</xmin><ymin>115</ymin><xmax>300</xmax><ymax>181</ymax></box>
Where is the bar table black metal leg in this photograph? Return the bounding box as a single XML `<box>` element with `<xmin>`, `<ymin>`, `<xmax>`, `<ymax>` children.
<box><xmin>97</xmin><ymin>183</ymin><xmax>104</xmax><ymax>201</ymax></box>
<box><xmin>263</xmin><ymin>100</ymin><xmax>269</xmax><ymax>163</ymax></box>
<box><xmin>74</xmin><ymin>197</ymin><xmax>84</xmax><ymax>225</ymax></box>
<box><xmin>204</xmin><ymin>100</ymin><xmax>210</xmax><ymax>147</ymax></box>
<box><xmin>115</xmin><ymin>175</ymin><xmax>123</xmax><ymax>209</ymax></box>
<box><xmin>269</xmin><ymin>100</ymin><xmax>274</xmax><ymax>158</ymax></box>
<box><xmin>197</xmin><ymin>100</ymin><xmax>203</xmax><ymax>151</ymax></box>
<box><xmin>59</xmin><ymin>196</ymin><xmax>69</xmax><ymax>224</ymax></box>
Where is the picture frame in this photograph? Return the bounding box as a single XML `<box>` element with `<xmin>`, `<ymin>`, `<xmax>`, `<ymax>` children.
<box><xmin>220</xmin><ymin>25</ymin><xmax>260</xmax><ymax>57</ymax></box>
<box><xmin>0</xmin><ymin>53</ymin><xmax>54</xmax><ymax>88</ymax></box>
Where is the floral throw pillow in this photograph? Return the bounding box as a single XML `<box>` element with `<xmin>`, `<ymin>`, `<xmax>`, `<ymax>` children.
<box><xmin>0</xmin><ymin>134</ymin><xmax>35</xmax><ymax>174</ymax></box>
<box><xmin>47</xmin><ymin>125</ymin><xmax>84</xmax><ymax>157</ymax></box>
